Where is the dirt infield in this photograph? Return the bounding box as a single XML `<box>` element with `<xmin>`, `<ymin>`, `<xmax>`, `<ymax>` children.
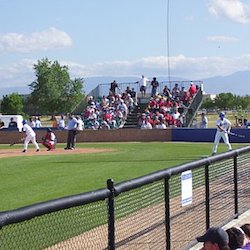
<box><xmin>0</xmin><ymin>148</ymin><xmax>113</xmax><ymax>158</ymax></box>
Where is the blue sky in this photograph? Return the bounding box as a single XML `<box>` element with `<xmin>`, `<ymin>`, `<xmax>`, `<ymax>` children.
<box><xmin>1</xmin><ymin>0</ymin><xmax>250</xmax><ymax>89</ymax></box>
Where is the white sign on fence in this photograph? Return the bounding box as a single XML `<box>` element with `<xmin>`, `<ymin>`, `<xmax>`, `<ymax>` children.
<box><xmin>181</xmin><ymin>170</ymin><xmax>192</xmax><ymax>206</ymax></box>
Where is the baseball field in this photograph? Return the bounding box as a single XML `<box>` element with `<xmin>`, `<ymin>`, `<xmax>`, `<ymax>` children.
<box><xmin>0</xmin><ymin>141</ymin><xmax>247</xmax><ymax>212</ymax></box>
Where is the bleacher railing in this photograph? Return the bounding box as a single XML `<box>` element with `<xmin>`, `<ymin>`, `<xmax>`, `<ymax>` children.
<box><xmin>91</xmin><ymin>80</ymin><xmax>204</xmax><ymax>99</ymax></box>
<box><xmin>183</xmin><ymin>87</ymin><xmax>204</xmax><ymax>127</ymax></box>
<box><xmin>1</xmin><ymin>146</ymin><xmax>249</xmax><ymax>249</ymax></box>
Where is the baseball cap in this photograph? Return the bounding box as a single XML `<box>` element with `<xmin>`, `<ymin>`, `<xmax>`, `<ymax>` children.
<box><xmin>196</xmin><ymin>227</ymin><xmax>229</xmax><ymax>245</ymax></box>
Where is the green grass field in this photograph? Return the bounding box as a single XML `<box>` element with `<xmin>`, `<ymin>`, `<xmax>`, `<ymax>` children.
<box><xmin>0</xmin><ymin>142</ymin><xmax>247</xmax><ymax>211</ymax></box>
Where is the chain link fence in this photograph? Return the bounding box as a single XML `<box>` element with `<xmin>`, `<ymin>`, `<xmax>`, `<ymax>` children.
<box><xmin>0</xmin><ymin>146</ymin><xmax>250</xmax><ymax>249</ymax></box>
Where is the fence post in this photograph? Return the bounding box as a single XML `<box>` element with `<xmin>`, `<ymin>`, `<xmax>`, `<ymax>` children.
<box><xmin>205</xmin><ymin>164</ymin><xmax>210</xmax><ymax>230</ymax></box>
<box><xmin>165</xmin><ymin>177</ymin><xmax>171</xmax><ymax>250</ymax></box>
<box><xmin>233</xmin><ymin>156</ymin><xmax>239</xmax><ymax>219</ymax></box>
<box><xmin>107</xmin><ymin>179</ymin><xmax>115</xmax><ymax>250</ymax></box>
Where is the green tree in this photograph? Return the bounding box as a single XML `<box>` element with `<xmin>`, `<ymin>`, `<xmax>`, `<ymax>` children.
<box><xmin>1</xmin><ymin>93</ymin><xmax>24</xmax><ymax>114</ymax></box>
<box><xmin>28</xmin><ymin>58</ymin><xmax>84</xmax><ymax>114</ymax></box>
<box><xmin>200</xmin><ymin>98</ymin><xmax>216</xmax><ymax>110</ymax></box>
<box><xmin>214</xmin><ymin>93</ymin><xmax>234</xmax><ymax>110</ymax></box>
<box><xmin>233</xmin><ymin>95</ymin><xmax>250</xmax><ymax>110</ymax></box>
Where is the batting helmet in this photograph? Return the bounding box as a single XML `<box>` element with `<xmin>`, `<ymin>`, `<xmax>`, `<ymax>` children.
<box><xmin>219</xmin><ymin>112</ymin><xmax>225</xmax><ymax>118</ymax></box>
<box><xmin>22</xmin><ymin>119</ymin><xmax>27</xmax><ymax>125</ymax></box>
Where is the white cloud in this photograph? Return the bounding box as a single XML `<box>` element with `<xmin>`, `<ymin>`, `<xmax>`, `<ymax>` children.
<box><xmin>207</xmin><ymin>35</ymin><xmax>239</xmax><ymax>42</ymax></box>
<box><xmin>0</xmin><ymin>27</ymin><xmax>73</xmax><ymax>53</ymax></box>
<box><xmin>68</xmin><ymin>55</ymin><xmax>250</xmax><ymax>79</ymax></box>
<box><xmin>1</xmin><ymin>55</ymin><xmax>250</xmax><ymax>90</ymax></box>
<box><xmin>207</xmin><ymin>0</ymin><xmax>250</xmax><ymax>23</ymax></box>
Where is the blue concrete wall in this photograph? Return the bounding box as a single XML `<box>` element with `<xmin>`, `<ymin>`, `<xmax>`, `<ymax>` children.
<box><xmin>172</xmin><ymin>128</ymin><xmax>250</xmax><ymax>143</ymax></box>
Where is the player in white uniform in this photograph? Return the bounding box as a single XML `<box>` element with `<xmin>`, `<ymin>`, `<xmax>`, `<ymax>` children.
<box><xmin>212</xmin><ymin>112</ymin><xmax>232</xmax><ymax>155</ymax></box>
<box><xmin>22</xmin><ymin>120</ymin><xmax>40</xmax><ymax>153</ymax></box>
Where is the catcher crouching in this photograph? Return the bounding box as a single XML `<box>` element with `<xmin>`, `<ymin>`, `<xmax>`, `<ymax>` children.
<box><xmin>42</xmin><ymin>128</ymin><xmax>56</xmax><ymax>151</ymax></box>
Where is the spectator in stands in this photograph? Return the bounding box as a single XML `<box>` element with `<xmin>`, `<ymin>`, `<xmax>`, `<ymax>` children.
<box><xmin>35</xmin><ymin>116</ymin><xmax>42</xmax><ymax>128</ymax></box>
<box><xmin>124</xmin><ymin>93</ymin><xmax>135</xmax><ymax>114</ymax></box>
<box><xmin>125</xmin><ymin>86</ymin><xmax>132</xmax><ymax>95</ymax></box>
<box><xmin>171</xmin><ymin>83</ymin><xmax>180</xmax><ymax>100</ymax></box>
<box><xmin>137</xmin><ymin>75</ymin><xmax>150</xmax><ymax>97</ymax></box>
<box><xmin>243</xmin><ymin>119</ymin><xmax>250</xmax><ymax>128</ymax></box>
<box><xmin>241</xmin><ymin>224</ymin><xmax>250</xmax><ymax>250</ymax></box>
<box><xmin>118</xmin><ymin>99</ymin><xmax>128</xmax><ymax>120</ymax></box>
<box><xmin>150</xmin><ymin>77</ymin><xmax>159</xmax><ymax>97</ymax></box>
<box><xmin>76</xmin><ymin>116</ymin><xmax>84</xmax><ymax>130</ymax></box>
<box><xmin>163</xmin><ymin>85</ymin><xmax>172</xmax><ymax>98</ymax></box>
<box><xmin>155</xmin><ymin>116</ymin><xmax>167</xmax><ymax>129</ymax></box>
<box><xmin>235</xmin><ymin>118</ymin><xmax>243</xmax><ymax>128</ymax></box>
<box><xmin>196</xmin><ymin>227</ymin><xmax>230</xmax><ymax>250</ymax></box>
<box><xmin>8</xmin><ymin>117</ymin><xmax>18</xmax><ymax>129</ymax></box>
<box><xmin>99</xmin><ymin>120</ymin><xmax>111</xmax><ymax>130</ymax></box>
<box><xmin>140</xmin><ymin>114</ymin><xmax>153</xmax><ymax>129</ymax></box>
<box><xmin>226</xmin><ymin>227</ymin><xmax>244</xmax><ymax>250</ymax></box>
<box><xmin>52</xmin><ymin>115</ymin><xmax>58</xmax><ymax>128</ymax></box>
<box><xmin>130</xmin><ymin>87</ymin><xmax>138</xmax><ymax>106</ymax></box>
<box><xmin>179</xmin><ymin>86</ymin><xmax>187</xmax><ymax>101</ymax></box>
<box><xmin>58</xmin><ymin>115</ymin><xmax>65</xmax><ymax>130</ymax></box>
<box><xmin>110</xmin><ymin>80</ymin><xmax>119</xmax><ymax>96</ymax></box>
<box><xmin>172</xmin><ymin>109</ymin><xmax>181</xmax><ymax>123</ymax></box>
<box><xmin>200</xmin><ymin>112</ymin><xmax>208</xmax><ymax>128</ymax></box>
<box><xmin>189</xmin><ymin>82</ymin><xmax>197</xmax><ymax>97</ymax></box>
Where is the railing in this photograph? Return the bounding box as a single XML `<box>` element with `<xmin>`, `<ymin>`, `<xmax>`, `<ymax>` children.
<box><xmin>0</xmin><ymin>146</ymin><xmax>249</xmax><ymax>249</ymax></box>
<box><xmin>90</xmin><ymin>80</ymin><xmax>204</xmax><ymax>100</ymax></box>
<box><xmin>183</xmin><ymin>87</ymin><xmax>204</xmax><ymax>127</ymax></box>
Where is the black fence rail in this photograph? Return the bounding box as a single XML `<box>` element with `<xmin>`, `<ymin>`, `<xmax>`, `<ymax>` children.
<box><xmin>0</xmin><ymin>146</ymin><xmax>250</xmax><ymax>249</ymax></box>
<box><xmin>89</xmin><ymin>80</ymin><xmax>204</xmax><ymax>100</ymax></box>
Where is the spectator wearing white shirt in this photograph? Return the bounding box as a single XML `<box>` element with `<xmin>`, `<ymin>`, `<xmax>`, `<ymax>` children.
<box><xmin>137</xmin><ymin>75</ymin><xmax>150</xmax><ymax>97</ymax></box>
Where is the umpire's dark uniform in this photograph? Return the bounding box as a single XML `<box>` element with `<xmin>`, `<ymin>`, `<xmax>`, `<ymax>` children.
<box><xmin>64</xmin><ymin>114</ymin><xmax>78</xmax><ymax>150</ymax></box>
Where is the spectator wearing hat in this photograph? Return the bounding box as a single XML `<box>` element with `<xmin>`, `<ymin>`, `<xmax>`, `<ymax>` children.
<box><xmin>212</xmin><ymin>112</ymin><xmax>232</xmax><ymax>155</ymax></box>
<box><xmin>196</xmin><ymin>227</ymin><xmax>230</xmax><ymax>250</ymax></box>
<box><xmin>42</xmin><ymin>128</ymin><xmax>56</xmax><ymax>151</ymax></box>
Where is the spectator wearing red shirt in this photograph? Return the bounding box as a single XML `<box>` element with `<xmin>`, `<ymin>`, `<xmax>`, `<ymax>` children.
<box><xmin>189</xmin><ymin>82</ymin><xmax>197</xmax><ymax>97</ymax></box>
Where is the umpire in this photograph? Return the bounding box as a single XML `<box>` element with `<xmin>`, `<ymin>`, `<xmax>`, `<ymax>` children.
<box><xmin>64</xmin><ymin>114</ymin><xmax>78</xmax><ymax>150</ymax></box>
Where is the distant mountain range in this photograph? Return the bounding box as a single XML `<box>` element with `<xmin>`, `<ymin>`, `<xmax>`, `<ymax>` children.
<box><xmin>0</xmin><ymin>70</ymin><xmax>249</xmax><ymax>98</ymax></box>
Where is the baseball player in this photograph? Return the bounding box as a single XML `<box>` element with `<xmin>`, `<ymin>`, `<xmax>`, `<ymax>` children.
<box><xmin>21</xmin><ymin>120</ymin><xmax>40</xmax><ymax>153</ymax></box>
<box><xmin>42</xmin><ymin>128</ymin><xmax>56</xmax><ymax>151</ymax></box>
<box><xmin>212</xmin><ymin>112</ymin><xmax>232</xmax><ymax>155</ymax></box>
